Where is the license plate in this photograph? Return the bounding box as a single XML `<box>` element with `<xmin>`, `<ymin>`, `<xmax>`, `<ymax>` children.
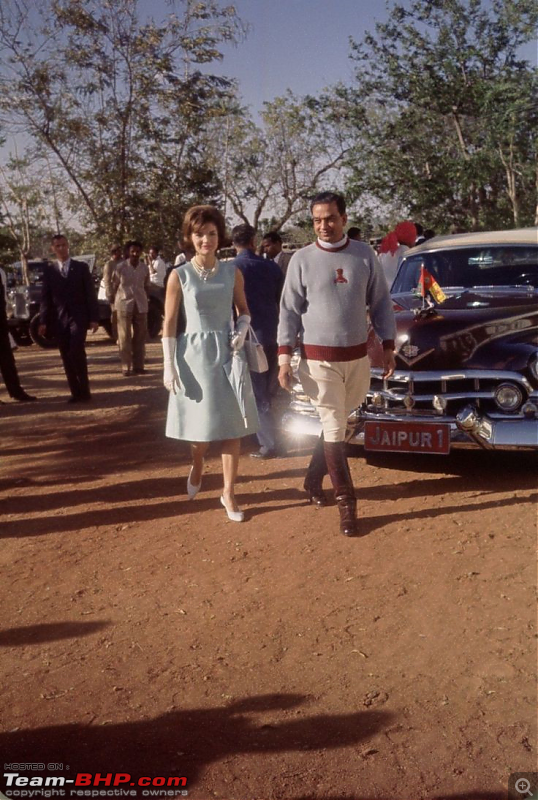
<box><xmin>364</xmin><ymin>420</ymin><xmax>451</xmax><ymax>454</ymax></box>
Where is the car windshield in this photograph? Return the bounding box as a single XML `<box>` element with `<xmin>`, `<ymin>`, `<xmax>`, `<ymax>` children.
<box><xmin>392</xmin><ymin>245</ymin><xmax>538</xmax><ymax>292</ymax></box>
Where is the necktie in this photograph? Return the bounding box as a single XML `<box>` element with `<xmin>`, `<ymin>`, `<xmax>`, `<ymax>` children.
<box><xmin>62</xmin><ymin>263</ymin><xmax>69</xmax><ymax>277</ymax></box>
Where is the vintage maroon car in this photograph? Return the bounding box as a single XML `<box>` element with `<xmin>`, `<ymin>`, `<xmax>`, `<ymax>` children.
<box><xmin>283</xmin><ymin>228</ymin><xmax>538</xmax><ymax>454</ymax></box>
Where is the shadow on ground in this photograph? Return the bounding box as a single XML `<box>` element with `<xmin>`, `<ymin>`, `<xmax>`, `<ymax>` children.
<box><xmin>0</xmin><ymin>694</ymin><xmax>394</xmax><ymax>794</ymax></box>
<box><xmin>0</xmin><ymin>621</ymin><xmax>111</xmax><ymax>647</ymax></box>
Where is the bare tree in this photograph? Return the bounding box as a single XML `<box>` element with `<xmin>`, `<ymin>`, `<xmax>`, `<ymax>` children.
<box><xmin>209</xmin><ymin>89</ymin><xmax>356</xmax><ymax>230</ymax></box>
<box><xmin>0</xmin><ymin>0</ymin><xmax>247</xmax><ymax>248</ymax></box>
<box><xmin>0</xmin><ymin>151</ymin><xmax>57</xmax><ymax>283</ymax></box>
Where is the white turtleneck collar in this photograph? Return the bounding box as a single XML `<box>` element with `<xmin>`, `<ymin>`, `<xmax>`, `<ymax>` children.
<box><xmin>316</xmin><ymin>235</ymin><xmax>348</xmax><ymax>250</ymax></box>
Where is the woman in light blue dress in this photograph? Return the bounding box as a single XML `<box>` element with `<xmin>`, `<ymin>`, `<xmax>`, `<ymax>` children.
<box><xmin>162</xmin><ymin>206</ymin><xmax>258</xmax><ymax>522</ymax></box>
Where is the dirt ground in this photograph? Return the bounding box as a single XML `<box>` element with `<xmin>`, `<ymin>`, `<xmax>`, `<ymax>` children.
<box><xmin>1</xmin><ymin>331</ymin><xmax>537</xmax><ymax>800</ymax></box>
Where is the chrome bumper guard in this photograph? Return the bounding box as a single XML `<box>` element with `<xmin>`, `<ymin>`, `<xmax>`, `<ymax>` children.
<box><xmin>455</xmin><ymin>405</ymin><xmax>538</xmax><ymax>450</ymax></box>
<box><xmin>282</xmin><ymin>405</ymin><xmax>538</xmax><ymax>451</ymax></box>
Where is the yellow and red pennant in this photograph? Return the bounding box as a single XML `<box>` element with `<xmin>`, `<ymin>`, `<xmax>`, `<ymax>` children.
<box><xmin>419</xmin><ymin>264</ymin><xmax>447</xmax><ymax>304</ymax></box>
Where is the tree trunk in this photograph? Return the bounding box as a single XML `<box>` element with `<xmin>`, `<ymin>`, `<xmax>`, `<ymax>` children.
<box><xmin>469</xmin><ymin>183</ymin><xmax>479</xmax><ymax>230</ymax></box>
<box><xmin>20</xmin><ymin>251</ymin><xmax>30</xmax><ymax>286</ymax></box>
<box><xmin>499</xmin><ymin>143</ymin><xmax>520</xmax><ymax>228</ymax></box>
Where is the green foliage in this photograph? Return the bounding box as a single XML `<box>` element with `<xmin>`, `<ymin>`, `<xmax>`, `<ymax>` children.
<box><xmin>0</xmin><ymin>226</ymin><xmax>20</xmax><ymax>264</ymax></box>
<box><xmin>345</xmin><ymin>0</ymin><xmax>538</xmax><ymax>231</ymax></box>
<box><xmin>1</xmin><ymin>0</ymin><xmax>535</xmax><ymax>244</ymax></box>
<box><xmin>0</xmin><ymin>0</ymin><xmax>247</xmax><ymax>255</ymax></box>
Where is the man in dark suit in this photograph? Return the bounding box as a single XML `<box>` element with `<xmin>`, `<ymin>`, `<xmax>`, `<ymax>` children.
<box><xmin>261</xmin><ymin>231</ymin><xmax>292</xmax><ymax>277</ymax></box>
<box><xmin>233</xmin><ymin>224</ymin><xmax>284</xmax><ymax>459</ymax></box>
<box><xmin>0</xmin><ymin>267</ymin><xmax>36</xmax><ymax>402</ymax></box>
<box><xmin>38</xmin><ymin>234</ymin><xmax>99</xmax><ymax>403</ymax></box>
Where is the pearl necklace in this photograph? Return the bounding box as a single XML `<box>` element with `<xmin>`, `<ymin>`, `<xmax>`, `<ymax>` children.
<box><xmin>192</xmin><ymin>256</ymin><xmax>219</xmax><ymax>281</ymax></box>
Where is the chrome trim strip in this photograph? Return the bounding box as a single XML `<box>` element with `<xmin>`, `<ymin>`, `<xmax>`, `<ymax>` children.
<box><xmin>370</xmin><ymin>368</ymin><xmax>533</xmax><ymax>391</ymax></box>
<box><xmin>371</xmin><ymin>391</ymin><xmax>513</xmax><ymax>402</ymax></box>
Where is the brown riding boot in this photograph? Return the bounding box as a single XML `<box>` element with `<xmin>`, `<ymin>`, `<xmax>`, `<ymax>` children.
<box><xmin>324</xmin><ymin>441</ymin><xmax>358</xmax><ymax>536</ymax></box>
<box><xmin>303</xmin><ymin>434</ymin><xmax>328</xmax><ymax>506</ymax></box>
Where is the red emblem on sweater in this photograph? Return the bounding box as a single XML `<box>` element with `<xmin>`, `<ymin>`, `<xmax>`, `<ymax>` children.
<box><xmin>334</xmin><ymin>268</ymin><xmax>348</xmax><ymax>284</ymax></box>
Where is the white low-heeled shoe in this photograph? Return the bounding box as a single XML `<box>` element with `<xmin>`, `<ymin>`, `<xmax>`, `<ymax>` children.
<box><xmin>220</xmin><ymin>495</ymin><xmax>244</xmax><ymax>522</ymax></box>
<box><xmin>187</xmin><ymin>465</ymin><xmax>202</xmax><ymax>499</ymax></box>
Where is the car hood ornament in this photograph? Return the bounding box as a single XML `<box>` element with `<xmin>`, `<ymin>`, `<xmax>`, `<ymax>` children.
<box><xmin>397</xmin><ymin>341</ymin><xmax>435</xmax><ymax>366</ymax></box>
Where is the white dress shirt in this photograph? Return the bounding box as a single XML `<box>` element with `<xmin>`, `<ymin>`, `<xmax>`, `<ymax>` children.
<box><xmin>378</xmin><ymin>245</ymin><xmax>408</xmax><ymax>288</ymax></box>
<box><xmin>58</xmin><ymin>258</ymin><xmax>71</xmax><ymax>277</ymax></box>
<box><xmin>148</xmin><ymin>256</ymin><xmax>167</xmax><ymax>287</ymax></box>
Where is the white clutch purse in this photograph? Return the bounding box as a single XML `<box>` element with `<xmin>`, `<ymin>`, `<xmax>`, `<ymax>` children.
<box><xmin>243</xmin><ymin>327</ymin><xmax>269</xmax><ymax>373</ymax></box>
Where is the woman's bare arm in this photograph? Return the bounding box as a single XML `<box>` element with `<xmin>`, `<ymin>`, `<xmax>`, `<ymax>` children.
<box><xmin>162</xmin><ymin>270</ymin><xmax>182</xmax><ymax>337</ymax></box>
<box><xmin>233</xmin><ymin>268</ymin><xmax>250</xmax><ymax>318</ymax></box>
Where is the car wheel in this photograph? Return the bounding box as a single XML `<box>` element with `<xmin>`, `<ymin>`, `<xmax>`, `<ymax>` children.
<box><xmin>147</xmin><ymin>301</ymin><xmax>163</xmax><ymax>339</ymax></box>
<box><xmin>10</xmin><ymin>326</ymin><xmax>33</xmax><ymax>347</ymax></box>
<box><xmin>29</xmin><ymin>314</ymin><xmax>58</xmax><ymax>349</ymax></box>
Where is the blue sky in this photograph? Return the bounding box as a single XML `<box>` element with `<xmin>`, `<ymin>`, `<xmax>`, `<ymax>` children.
<box><xmin>210</xmin><ymin>0</ymin><xmax>388</xmax><ymax>114</ymax></box>
<box><xmin>137</xmin><ymin>0</ymin><xmax>393</xmax><ymax>115</ymax></box>
<box><xmin>149</xmin><ymin>0</ymin><xmax>537</xmax><ymax>116</ymax></box>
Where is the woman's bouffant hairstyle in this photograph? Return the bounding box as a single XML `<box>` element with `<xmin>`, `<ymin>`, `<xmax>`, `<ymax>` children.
<box><xmin>181</xmin><ymin>205</ymin><xmax>227</xmax><ymax>249</ymax></box>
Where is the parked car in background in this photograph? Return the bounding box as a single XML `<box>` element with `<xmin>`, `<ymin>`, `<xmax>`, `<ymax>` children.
<box><xmin>7</xmin><ymin>256</ymin><xmax>164</xmax><ymax>347</ymax></box>
<box><xmin>283</xmin><ymin>228</ymin><xmax>538</xmax><ymax>453</ymax></box>
<box><xmin>7</xmin><ymin>256</ymin><xmax>106</xmax><ymax>347</ymax></box>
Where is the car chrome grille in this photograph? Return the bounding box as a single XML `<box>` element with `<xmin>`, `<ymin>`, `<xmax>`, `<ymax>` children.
<box><xmin>14</xmin><ymin>292</ymin><xmax>30</xmax><ymax>319</ymax></box>
<box><xmin>367</xmin><ymin>368</ymin><xmax>532</xmax><ymax>418</ymax></box>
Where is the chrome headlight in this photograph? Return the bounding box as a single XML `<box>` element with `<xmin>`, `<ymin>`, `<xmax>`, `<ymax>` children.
<box><xmin>493</xmin><ymin>383</ymin><xmax>523</xmax><ymax>411</ymax></box>
<box><xmin>522</xmin><ymin>402</ymin><xmax>538</xmax><ymax>418</ymax></box>
<box><xmin>432</xmin><ymin>395</ymin><xmax>447</xmax><ymax>412</ymax></box>
<box><xmin>372</xmin><ymin>392</ymin><xmax>386</xmax><ymax>409</ymax></box>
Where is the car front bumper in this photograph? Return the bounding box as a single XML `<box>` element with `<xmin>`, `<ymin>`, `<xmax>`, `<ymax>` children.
<box><xmin>282</xmin><ymin>404</ymin><xmax>538</xmax><ymax>451</ymax></box>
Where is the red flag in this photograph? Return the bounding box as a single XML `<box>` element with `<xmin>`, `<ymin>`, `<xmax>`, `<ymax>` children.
<box><xmin>419</xmin><ymin>265</ymin><xmax>446</xmax><ymax>303</ymax></box>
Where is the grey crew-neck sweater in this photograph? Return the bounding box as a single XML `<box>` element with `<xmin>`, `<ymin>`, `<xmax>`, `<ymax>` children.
<box><xmin>277</xmin><ymin>239</ymin><xmax>396</xmax><ymax>361</ymax></box>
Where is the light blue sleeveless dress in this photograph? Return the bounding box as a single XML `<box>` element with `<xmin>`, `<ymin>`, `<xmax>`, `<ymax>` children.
<box><xmin>165</xmin><ymin>261</ymin><xmax>259</xmax><ymax>442</ymax></box>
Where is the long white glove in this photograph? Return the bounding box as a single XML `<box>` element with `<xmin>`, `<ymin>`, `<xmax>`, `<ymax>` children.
<box><xmin>230</xmin><ymin>314</ymin><xmax>251</xmax><ymax>351</ymax></box>
<box><xmin>162</xmin><ymin>337</ymin><xmax>181</xmax><ymax>393</ymax></box>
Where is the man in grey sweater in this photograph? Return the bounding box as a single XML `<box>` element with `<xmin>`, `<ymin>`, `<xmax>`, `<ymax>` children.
<box><xmin>278</xmin><ymin>191</ymin><xmax>396</xmax><ymax>536</ymax></box>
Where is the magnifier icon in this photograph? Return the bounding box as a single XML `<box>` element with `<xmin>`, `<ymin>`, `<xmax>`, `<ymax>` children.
<box><xmin>515</xmin><ymin>778</ymin><xmax>533</xmax><ymax>796</ymax></box>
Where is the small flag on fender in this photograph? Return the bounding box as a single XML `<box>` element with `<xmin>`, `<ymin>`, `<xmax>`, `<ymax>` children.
<box><xmin>419</xmin><ymin>264</ymin><xmax>447</xmax><ymax>304</ymax></box>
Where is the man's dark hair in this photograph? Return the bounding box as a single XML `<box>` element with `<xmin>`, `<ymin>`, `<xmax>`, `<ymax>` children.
<box><xmin>310</xmin><ymin>191</ymin><xmax>346</xmax><ymax>215</ymax></box>
<box><xmin>125</xmin><ymin>240</ymin><xmax>143</xmax><ymax>250</ymax></box>
<box><xmin>262</xmin><ymin>231</ymin><xmax>282</xmax><ymax>244</ymax></box>
<box><xmin>414</xmin><ymin>222</ymin><xmax>424</xmax><ymax>237</ymax></box>
<box><xmin>347</xmin><ymin>227</ymin><xmax>361</xmax><ymax>240</ymax></box>
<box><xmin>149</xmin><ymin>245</ymin><xmax>160</xmax><ymax>253</ymax></box>
<box><xmin>232</xmin><ymin>223</ymin><xmax>256</xmax><ymax>247</ymax></box>
<box><xmin>51</xmin><ymin>233</ymin><xmax>67</xmax><ymax>243</ymax></box>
